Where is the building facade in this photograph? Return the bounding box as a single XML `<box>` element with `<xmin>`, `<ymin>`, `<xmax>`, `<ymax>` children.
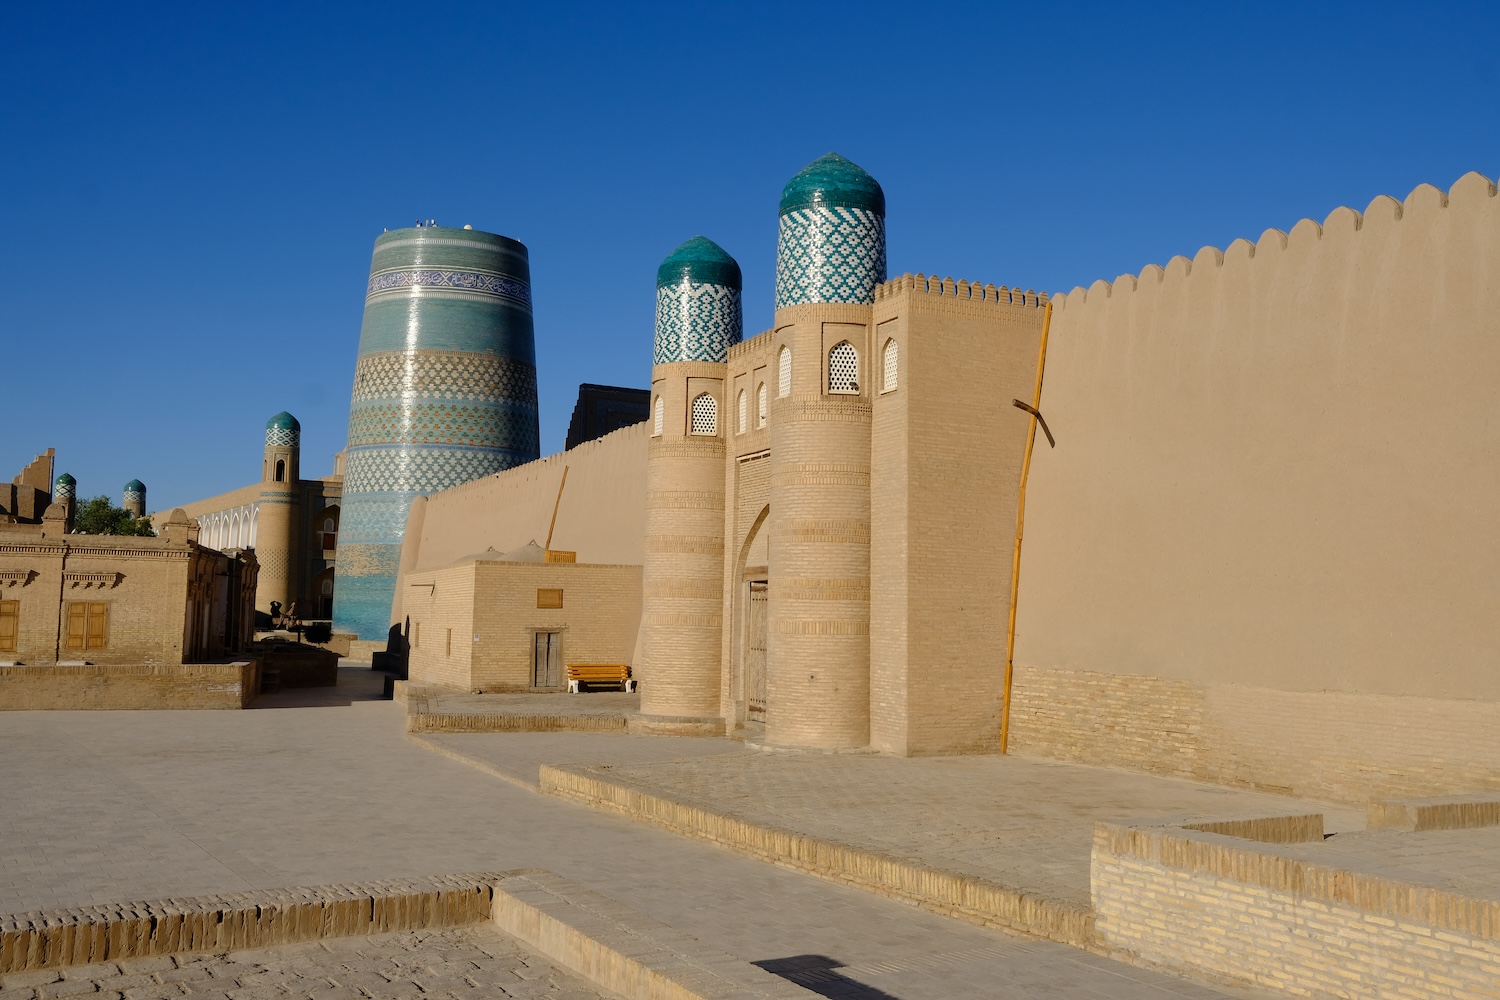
<box><xmin>334</xmin><ymin>225</ymin><xmax>542</xmax><ymax>640</ymax></box>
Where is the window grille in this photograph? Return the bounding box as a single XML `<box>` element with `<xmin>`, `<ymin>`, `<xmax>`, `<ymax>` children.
<box><xmin>828</xmin><ymin>342</ymin><xmax>859</xmax><ymax>394</ymax></box>
<box><xmin>737</xmin><ymin>390</ymin><xmax>747</xmax><ymax>433</ymax></box>
<box><xmin>690</xmin><ymin>393</ymin><xmax>717</xmax><ymax>435</ymax></box>
<box><xmin>653</xmin><ymin>396</ymin><xmax>663</xmax><ymax>435</ymax></box>
<box><xmin>757</xmin><ymin>383</ymin><xmax>767</xmax><ymax>427</ymax></box>
<box><xmin>882</xmin><ymin>339</ymin><xmax>898</xmax><ymax>392</ymax></box>
<box><xmin>778</xmin><ymin>346</ymin><xmax>791</xmax><ymax>397</ymax></box>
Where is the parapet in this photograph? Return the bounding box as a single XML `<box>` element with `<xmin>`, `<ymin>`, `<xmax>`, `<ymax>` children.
<box><xmin>876</xmin><ymin>273</ymin><xmax>1049</xmax><ymax>307</ymax></box>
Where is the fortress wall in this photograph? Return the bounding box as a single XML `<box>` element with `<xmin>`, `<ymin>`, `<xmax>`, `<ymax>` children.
<box><xmin>1011</xmin><ymin>172</ymin><xmax>1500</xmax><ymax>800</ymax></box>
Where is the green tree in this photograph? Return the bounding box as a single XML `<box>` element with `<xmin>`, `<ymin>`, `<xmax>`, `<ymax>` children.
<box><xmin>71</xmin><ymin>495</ymin><xmax>156</xmax><ymax>536</ymax></box>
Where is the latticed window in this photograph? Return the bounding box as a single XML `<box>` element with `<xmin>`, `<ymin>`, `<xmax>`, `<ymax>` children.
<box><xmin>737</xmin><ymin>390</ymin><xmax>747</xmax><ymax>433</ymax></box>
<box><xmin>882</xmin><ymin>339</ymin><xmax>898</xmax><ymax>392</ymax></box>
<box><xmin>690</xmin><ymin>393</ymin><xmax>717</xmax><ymax>435</ymax></box>
<box><xmin>653</xmin><ymin>396</ymin><xmax>663</xmax><ymax>435</ymax></box>
<box><xmin>778</xmin><ymin>346</ymin><xmax>791</xmax><ymax>397</ymax></box>
<box><xmin>757</xmin><ymin>383</ymin><xmax>767</xmax><ymax>427</ymax></box>
<box><xmin>828</xmin><ymin>342</ymin><xmax>859</xmax><ymax>394</ymax></box>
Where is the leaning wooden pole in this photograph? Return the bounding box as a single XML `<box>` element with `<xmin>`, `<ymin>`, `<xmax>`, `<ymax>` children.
<box><xmin>1000</xmin><ymin>300</ymin><xmax>1053</xmax><ymax>754</ymax></box>
<box><xmin>545</xmin><ymin>466</ymin><xmax>569</xmax><ymax>554</ymax></box>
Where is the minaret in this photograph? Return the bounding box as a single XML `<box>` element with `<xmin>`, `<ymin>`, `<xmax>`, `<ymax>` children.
<box><xmin>334</xmin><ymin>225</ymin><xmax>540</xmax><ymax>639</ymax></box>
<box><xmin>257</xmin><ymin>411</ymin><xmax>302</xmax><ymax>617</ymax></box>
<box><xmin>122</xmin><ymin>480</ymin><xmax>146</xmax><ymax>519</ymax></box>
<box><xmin>634</xmin><ymin>236</ymin><xmax>743</xmax><ymax>735</ymax></box>
<box><xmin>53</xmin><ymin>473</ymin><xmax>76</xmax><ymax>530</ymax></box>
<box><xmin>765</xmin><ymin>153</ymin><xmax>886</xmax><ymax>749</ymax></box>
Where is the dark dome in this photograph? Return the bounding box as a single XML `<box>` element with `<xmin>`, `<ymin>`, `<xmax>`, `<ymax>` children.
<box><xmin>266</xmin><ymin>411</ymin><xmax>301</xmax><ymax>432</ymax></box>
<box><xmin>779</xmin><ymin>152</ymin><xmax>885</xmax><ymax>216</ymax></box>
<box><xmin>656</xmin><ymin>236</ymin><xmax>742</xmax><ymax>290</ymax></box>
<box><xmin>124</xmin><ymin>479</ymin><xmax>146</xmax><ymax>492</ymax></box>
<box><xmin>55</xmin><ymin>473</ymin><xmax>76</xmax><ymax>485</ymax></box>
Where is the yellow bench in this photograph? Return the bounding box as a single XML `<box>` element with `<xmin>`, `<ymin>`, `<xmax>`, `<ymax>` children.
<box><xmin>566</xmin><ymin>663</ymin><xmax>635</xmax><ymax>693</ymax></box>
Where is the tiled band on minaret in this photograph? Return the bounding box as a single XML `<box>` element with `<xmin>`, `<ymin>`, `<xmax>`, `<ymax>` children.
<box><xmin>257</xmin><ymin>411</ymin><xmax>302</xmax><ymax>615</ymax></box>
<box><xmin>334</xmin><ymin>227</ymin><xmax>540</xmax><ymax>639</ymax></box>
<box><xmin>635</xmin><ymin>237</ymin><xmax>743</xmax><ymax>734</ymax></box>
<box><xmin>767</xmin><ymin>154</ymin><xmax>886</xmax><ymax>749</ymax></box>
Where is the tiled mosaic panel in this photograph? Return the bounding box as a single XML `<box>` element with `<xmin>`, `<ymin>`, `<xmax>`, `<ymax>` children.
<box><xmin>774</xmin><ymin>206</ymin><xmax>887</xmax><ymax>308</ymax></box>
<box><xmin>330</xmin><ymin>547</ymin><xmax>402</xmax><ymax>639</ymax></box>
<box><xmin>654</xmin><ymin>281</ymin><xmax>743</xmax><ymax>364</ymax></box>
<box><xmin>341</xmin><ymin>445</ymin><xmax>529</xmax><ymax>497</ymax></box>
<box><xmin>123</xmin><ymin>489</ymin><xmax>145</xmax><ymax>503</ymax></box>
<box><xmin>53</xmin><ymin>481</ymin><xmax>74</xmax><ymax>499</ymax></box>
<box><xmin>346</xmin><ymin>400</ymin><xmax>539</xmax><ymax>452</ymax></box>
<box><xmin>331</xmin><ymin>492</ymin><xmax>417</xmax><ymax>546</ymax></box>
<box><xmin>265</xmin><ymin>427</ymin><xmax>300</xmax><ymax>448</ymax></box>
<box><xmin>366</xmin><ymin>268</ymin><xmax>531</xmax><ymax>310</ymax></box>
<box><xmin>350</xmin><ymin>351</ymin><xmax>538</xmax><ymax>405</ymax></box>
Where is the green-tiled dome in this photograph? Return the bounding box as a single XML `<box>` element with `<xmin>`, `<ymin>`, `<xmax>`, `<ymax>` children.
<box><xmin>266</xmin><ymin>411</ymin><xmax>301</xmax><ymax>432</ymax></box>
<box><xmin>779</xmin><ymin>153</ymin><xmax>885</xmax><ymax>216</ymax></box>
<box><xmin>124</xmin><ymin>479</ymin><xmax>146</xmax><ymax>493</ymax></box>
<box><xmin>55</xmin><ymin>473</ymin><xmax>76</xmax><ymax>486</ymax></box>
<box><xmin>655</xmin><ymin>236</ymin><xmax>742</xmax><ymax>290</ymax></box>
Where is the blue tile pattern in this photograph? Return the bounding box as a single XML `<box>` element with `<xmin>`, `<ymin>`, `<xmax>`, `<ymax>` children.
<box><xmin>367</xmin><ymin>269</ymin><xmax>532</xmax><ymax>311</ymax></box>
<box><xmin>53</xmin><ymin>475</ymin><xmax>75</xmax><ymax>500</ymax></box>
<box><xmin>334</xmin><ymin>226</ymin><xmax>539</xmax><ymax>639</ymax></box>
<box><xmin>774</xmin><ymin>206</ymin><xmax>887</xmax><ymax>309</ymax></box>
<box><xmin>265</xmin><ymin>426</ymin><xmax>300</xmax><ymax>448</ymax></box>
<box><xmin>654</xmin><ymin>281</ymin><xmax>743</xmax><ymax>364</ymax></box>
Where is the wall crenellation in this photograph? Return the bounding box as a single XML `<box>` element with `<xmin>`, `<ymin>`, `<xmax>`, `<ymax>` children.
<box><xmin>1058</xmin><ymin>171</ymin><xmax>1498</xmax><ymax>308</ymax></box>
<box><xmin>875</xmin><ymin>273</ymin><xmax>1048</xmax><ymax>306</ymax></box>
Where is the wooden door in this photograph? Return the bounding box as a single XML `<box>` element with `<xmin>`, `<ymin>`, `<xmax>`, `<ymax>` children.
<box><xmin>533</xmin><ymin>631</ymin><xmax>561</xmax><ymax>688</ymax></box>
<box><xmin>0</xmin><ymin>601</ymin><xmax>17</xmax><ymax>653</ymax></box>
<box><xmin>746</xmin><ymin>582</ymin><xmax>768</xmax><ymax>720</ymax></box>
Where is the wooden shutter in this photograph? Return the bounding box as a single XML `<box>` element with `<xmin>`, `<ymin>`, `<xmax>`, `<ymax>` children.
<box><xmin>65</xmin><ymin>603</ymin><xmax>87</xmax><ymax>650</ymax></box>
<box><xmin>0</xmin><ymin>601</ymin><xmax>18</xmax><ymax>652</ymax></box>
<box><xmin>86</xmin><ymin>603</ymin><xmax>108</xmax><ymax>650</ymax></box>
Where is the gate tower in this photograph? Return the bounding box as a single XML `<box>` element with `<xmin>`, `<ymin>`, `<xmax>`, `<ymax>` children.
<box><xmin>257</xmin><ymin>411</ymin><xmax>302</xmax><ymax>615</ymax></box>
<box><xmin>334</xmin><ymin>226</ymin><xmax>540</xmax><ymax>639</ymax></box>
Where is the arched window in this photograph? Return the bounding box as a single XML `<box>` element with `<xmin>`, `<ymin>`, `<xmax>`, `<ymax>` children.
<box><xmin>275</xmin><ymin>459</ymin><xmax>286</xmax><ymax>483</ymax></box>
<box><xmin>690</xmin><ymin>393</ymin><xmax>717</xmax><ymax>435</ymax></box>
<box><xmin>737</xmin><ymin>390</ymin><xmax>747</xmax><ymax>433</ymax></box>
<box><xmin>323</xmin><ymin>517</ymin><xmax>335</xmax><ymax>532</ymax></box>
<box><xmin>828</xmin><ymin>342</ymin><xmax>859</xmax><ymax>394</ymax></box>
<box><xmin>757</xmin><ymin>383</ymin><xmax>767</xmax><ymax>427</ymax></box>
<box><xmin>778</xmin><ymin>346</ymin><xmax>791</xmax><ymax>397</ymax></box>
<box><xmin>653</xmin><ymin>396</ymin><xmax>663</xmax><ymax>436</ymax></box>
<box><xmin>321</xmin><ymin>579</ymin><xmax>334</xmax><ymax>596</ymax></box>
<box><xmin>882</xmin><ymin>339</ymin><xmax>898</xmax><ymax>393</ymax></box>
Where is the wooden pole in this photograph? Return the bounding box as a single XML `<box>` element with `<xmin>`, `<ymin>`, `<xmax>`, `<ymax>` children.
<box><xmin>545</xmin><ymin>466</ymin><xmax>569</xmax><ymax>554</ymax></box>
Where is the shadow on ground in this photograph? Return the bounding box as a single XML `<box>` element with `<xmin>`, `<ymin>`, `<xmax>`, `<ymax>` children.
<box><xmin>250</xmin><ymin>666</ymin><xmax>388</xmax><ymax>710</ymax></box>
<box><xmin>755</xmin><ymin>956</ymin><xmax>903</xmax><ymax>999</ymax></box>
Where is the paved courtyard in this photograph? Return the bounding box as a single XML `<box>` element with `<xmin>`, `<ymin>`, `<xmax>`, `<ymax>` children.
<box><xmin>1</xmin><ymin>667</ymin><xmax>1281</xmax><ymax>999</ymax></box>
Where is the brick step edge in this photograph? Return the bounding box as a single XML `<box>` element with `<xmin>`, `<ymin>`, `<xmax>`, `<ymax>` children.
<box><xmin>539</xmin><ymin>764</ymin><xmax>1098</xmax><ymax>949</ymax></box>
<box><xmin>495</xmin><ymin>869</ymin><xmax>818</xmax><ymax>999</ymax></box>
<box><xmin>407</xmin><ymin>713</ymin><xmax>628</xmax><ymax>734</ymax></box>
<box><xmin>0</xmin><ymin>873</ymin><xmax>506</xmax><ymax>972</ymax></box>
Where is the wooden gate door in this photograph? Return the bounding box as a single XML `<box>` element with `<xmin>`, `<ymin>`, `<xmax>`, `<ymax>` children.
<box><xmin>746</xmin><ymin>582</ymin><xmax>768</xmax><ymax>720</ymax></box>
<box><xmin>533</xmin><ymin>631</ymin><xmax>561</xmax><ymax>688</ymax></box>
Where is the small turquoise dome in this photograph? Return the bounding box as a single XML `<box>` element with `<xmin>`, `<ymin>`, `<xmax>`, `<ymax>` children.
<box><xmin>779</xmin><ymin>152</ymin><xmax>885</xmax><ymax>216</ymax></box>
<box><xmin>124</xmin><ymin>479</ymin><xmax>146</xmax><ymax>493</ymax></box>
<box><xmin>55</xmin><ymin>473</ymin><xmax>76</xmax><ymax>486</ymax></box>
<box><xmin>266</xmin><ymin>411</ymin><xmax>301</xmax><ymax>432</ymax></box>
<box><xmin>656</xmin><ymin>236</ymin><xmax>742</xmax><ymax>290</ymax></box>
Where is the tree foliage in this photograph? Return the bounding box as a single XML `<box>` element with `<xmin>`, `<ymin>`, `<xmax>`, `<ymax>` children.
<box><xmin>72</xmin><ymin>495</ymin><xmax>157</xmax><ymax>536</ymax></box>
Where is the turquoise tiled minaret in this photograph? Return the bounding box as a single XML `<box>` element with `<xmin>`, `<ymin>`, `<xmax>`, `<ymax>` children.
<box><xmin>334</xmin><ymin>226</ymin><xmax>540</xmax><ymax>639</ymax></box>
<box><xmin>654</xmin><ymin>236</ymin><xmax>743</xmax><ymax>363</ymax></box>
<box><xmin>774</xmin><ymin>152</ymin><xmax>887</xmax><ymax>309</ymax></box>
<box><xmin>122</xmin><ymin>479</ymin><xmax>147</xmax><ymax>518</ymax></box>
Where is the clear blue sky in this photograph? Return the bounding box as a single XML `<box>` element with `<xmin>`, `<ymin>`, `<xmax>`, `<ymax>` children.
<box><xmin>5</xmin><ymin>2</ymin><xmax>1497</xmax><ymax>510</ymax></box>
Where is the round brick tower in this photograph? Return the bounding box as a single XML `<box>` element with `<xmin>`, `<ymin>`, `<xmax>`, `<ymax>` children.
<box><xmin>766</xmin><ymin>153</ymin><xmax>885</xmax><ymax>749</ymax></box>
<box><xmin>635</xmin><ymin>236</ymin><xmax>742</xmax><ymax>735</ymax></box>
<box><xmin>53</xmin><ymin>472</ymin><xmax>76</xmax><ymax>527</ymax></box>
<box><xmin>122</xmin><ymin>479</ymin><xmax>146</xmax><ymax>519</ymax></box>
<box><xmin>257</xmin><ymin>411</ymin><xmax>302</xmax><ymax>616</ymax></box>
<box><xmin>333</xmin><ymin>226</ymin><xmax>540</xmax><ymax>639</ymax></box>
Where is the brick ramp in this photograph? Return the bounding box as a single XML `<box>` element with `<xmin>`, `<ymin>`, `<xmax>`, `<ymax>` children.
<box><xmin>540</xmin><ymin>762</ymin><xmax>1098</xmax><ymax>948</ymax></box>
<box><xmin>2</xmin><ymin>871</ymin><xmax>819</xmax><ymax>1000</ymax></box>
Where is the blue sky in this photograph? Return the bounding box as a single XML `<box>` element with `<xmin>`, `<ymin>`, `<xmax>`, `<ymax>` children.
<box><xmin>4</xmin><ymin>2</ymin><xmax>1497</xmax><ymax>509</ymax></box>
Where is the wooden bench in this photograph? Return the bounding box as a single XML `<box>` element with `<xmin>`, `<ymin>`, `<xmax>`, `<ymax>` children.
<box><xmin>566</xmin><ymin>663</ymin><xmax>635</xmax><ymax>693</ymax></box>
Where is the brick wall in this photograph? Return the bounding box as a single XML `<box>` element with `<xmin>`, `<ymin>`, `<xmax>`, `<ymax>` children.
<box><xmin>1093</xmin><ymin>820</ymin><xmax>1500</xmax><ymax>999</ymax></box>
<box><xmin>1011</xmin><ymin>664</ymin><xmax>1500</xmax><ymax>803</ymax></box>
<box><xmin>0</xmin><ymin>662</ymin><xmax>259</xmax><ymax>710</ymax></box>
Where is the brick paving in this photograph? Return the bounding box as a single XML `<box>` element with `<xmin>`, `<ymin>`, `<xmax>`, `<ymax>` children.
<box><xmin>1281</xmin><ymin>825</ymin><xmax>1500</xmax><ymax>900</ymax></box>
<box><xmin>0</xmin><ymin>927</ymin><xmax>611</xmax><ymax>1000</ymax></box>
<box><xmin>1</xmin><ymin>667</ymin><xmax>1281</xmax><ymax>999</ymax></box>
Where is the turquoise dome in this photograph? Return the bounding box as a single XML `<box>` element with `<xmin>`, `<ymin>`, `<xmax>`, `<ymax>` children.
<box><xmin>124</xmin><ymin>479</ymin><xmax>146</xmax><ymax>492</ymax></box>
<box><xmin>779</xmin><ymin>153</ymin><xmax>885</xmax><ymax>216</ymax></box>
<box><xmin>656</xmin><ymin>236</ymin><xmax>742</xmax><ymax>290</ymax></box>
<box><xmin>55</xmin><ymin>473</ymin><xmax>76</xmax><ymax>486</ymax></box>
<box><xmin>266</xmin><ymin>411</ymin><xmax>301</xmax><ymax>432</ymax></box>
